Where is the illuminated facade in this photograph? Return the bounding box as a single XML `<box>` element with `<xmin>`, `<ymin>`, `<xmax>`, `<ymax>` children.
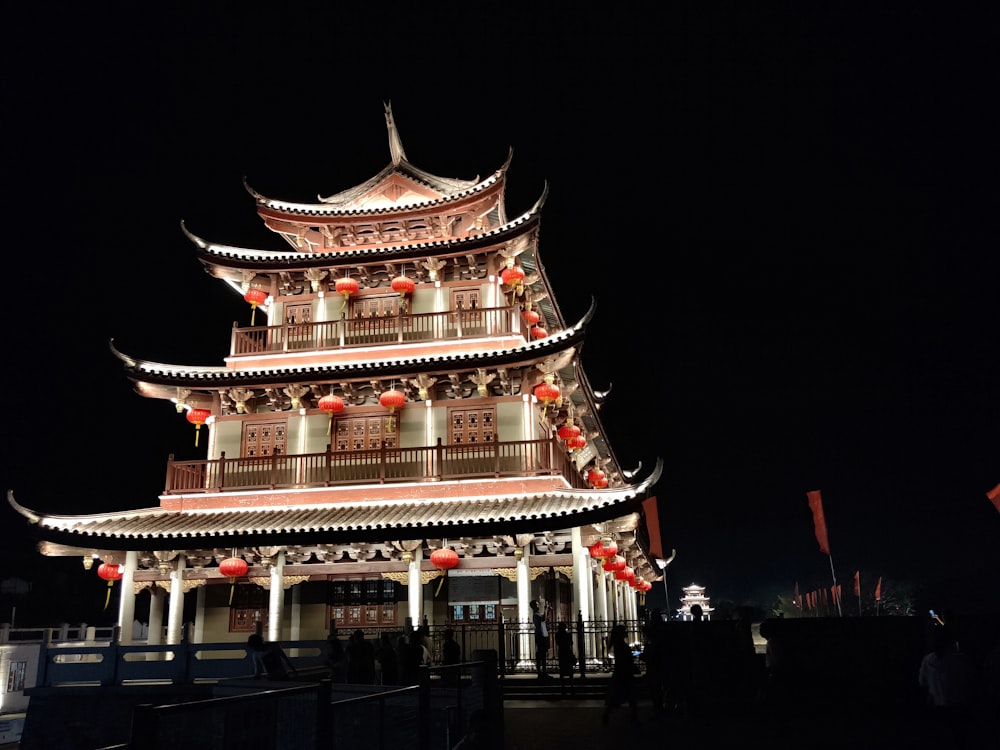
<box><xmin>9</xmin><ymin>105</ymin><xmax>663</xmax><ymax>649</ymax></box>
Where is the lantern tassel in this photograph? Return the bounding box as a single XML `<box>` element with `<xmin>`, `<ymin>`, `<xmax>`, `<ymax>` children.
<box><xmin>435</xmin><ymin>571</ymin><xmax>446</xmax><ymax>597</ymax></box>
<box><xmin>250</xmin><ymin>303</ymin><xmax>257</xmax><ymax>326</ymax></box>
<box><xmin>104</xmin><ymin>580</ymin><xmax>113</xmax><ymax>611</ymax></box>
<box><xmin>194</xmin><ymin>426</ymin><xmax>201</xmax><ymax>447</ymax></box>
<box><xmin>228</xmin><ymin>577</ymin><xmax>236</xmax><ymax>606</ymax></box>
<box><xmin>327</xmin><ymin>413</ymin><xmax>332</xmax><ymax>436</ymax></box>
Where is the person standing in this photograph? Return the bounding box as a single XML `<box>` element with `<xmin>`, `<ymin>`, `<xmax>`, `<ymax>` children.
<box><xmin>345</xmin><ymin>628</ymin><xmax>377</xmax><ymax>685</ymax></box>
<box><xmin>376</xmin><ymin>632</ymin><xmax>399</xmax><ymax>686</ymax></box>
<box><xmin>530</xmin><ymin>600</ymin><xmax>551</xmax><ymax>679</ymax></box>
<box><xmin>555</xmin><ymin>621</ymin><xmax>576</xmax><ymax>694</ymax></box>
<box><xmin>247</xmin><ymin>633</ymin><xmax>296</xmax><ymax>680</ymax></box>
<box><xmin>441</xmin><ymin>627</ymin><xmax>462</xmax><ymax>686</ymax></box>
<box><xmin>602</xmin><ymin>624</ymin><xmax>640</xmax><ymax>725</ymax></box>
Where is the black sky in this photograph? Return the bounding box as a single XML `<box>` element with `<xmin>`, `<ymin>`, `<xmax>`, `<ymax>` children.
<box><xmin>2</xmin><ymin>4</ymin><xmax>997</xmax><ymax>616</ymax></box>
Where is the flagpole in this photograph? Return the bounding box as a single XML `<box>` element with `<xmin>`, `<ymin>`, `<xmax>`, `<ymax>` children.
<box><xmin>827</xmin><ymin>554</ymin><xmax>842</xmax><ymax>617</ymax></box>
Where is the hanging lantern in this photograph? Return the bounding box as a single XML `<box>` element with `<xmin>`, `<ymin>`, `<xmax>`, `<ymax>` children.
<box><xmin>531</xmin><ymin>325</ymin><xmax>548</xmax><ymax>340</ymax></box>
<box><xmin>500</xmin><ymin>264</ymin><xmax>525</xmax><ymax>290</ymax></box>
<box><xmin>243</xmin><ymin>288</ymin><xmax>268</xmax><ymax>326</ymax></box>
<box><xmin>533</xmin><ymin>374</ymin><xmax>560</xmax><ymax>418</ymax></box>
<box><xmin>557</xmin><ymin>420</ymin><xmax>581</xmax><ymax>443</ymax></box>
<box><xmin>522</xmin><ymin>309</ymin><xmax>540</xmax><ymax>327</ymax></box>
<box><xmin>603</xmin><ymin>554</ymin><xmax>626</xmax><ymax>573</ymax></box>
<box><xmin>589</xmin><ymin>537</ymin><xmax>618</xmax><ymax>560</ymax></box>
<box><xmin>380</xmin><ymin>388</ymin><xmax>406</xmax><ymax>432</ymax></box>
<box><xmin>318</xmin><ymin>393</ymin><xmax>344</xmax><ymax>435</ymax></box>
<box><xmin>186</xmin><ymin>408</ymin><xmax>211</xmax><ymax>447</ymax></box>
<box><xmin>335</xmin><ymin>276</ymin><xmax>359</xmax><ymax>311</ymax></box>
<box><xmin>615</xmin><ymin>565</ymin><xmax>634</xmax><ymax>583</ymax></box>
<box><xmin>587</xmin><ymin>468</ymin><xmax>606</xmax><ymax>486</ymax></box>
<box><xmin>566</xmin><ymin>434</ymin><xmax>587</xmax><ymax>452</ymax></box>
<box><xmin>97</xmin><ymin>562</ymin><xmax>123</xmax><ymax>611</ymax></box>
<box><xmin>430</xmin><ymin>547</ymin><xmax>459</xmax><ymax>596</ymax></box>
<box><xmin>391</xmin><ymin>275</ymin><xmax>415</xmax><ymax>298</ymax></box>
<box><xmin>219</xmin><ymin>555</ymin><xmax>248</xmax><ymax>606</ymax></box>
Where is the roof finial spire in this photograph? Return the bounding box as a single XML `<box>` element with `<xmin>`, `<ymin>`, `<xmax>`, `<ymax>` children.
<box><xmin>384</xmin><ymin>100</ymin><xmax>407</xmax><ymax>166</ymax></box>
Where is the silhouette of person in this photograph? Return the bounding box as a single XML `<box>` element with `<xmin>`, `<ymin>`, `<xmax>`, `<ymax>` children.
<box><xmin>441</xmin><ymin>627</ymin><xmax>462</xmax><ymax>686</ymax></box>
<box><xmin>602</xmin><ymin>624</ymin><xmax>639</xmax><ymax>725</ymax></box>
<box><xmin>641</xmin><ymin>614</ymin><xmax>668</xmax><ymax>716</ymax></box>
<box><xmin>376</xmin><ymin>632</ymin><xmax>399</xmax><ymax>686</ymax></box>
<box><xmin>919</xmin><ymin>622</ymin><xmax>975</xmax><ymax>748</ymax></box>
<box><xmin>345</xmin><ymin>628</ymin><xmax>377</xmax><ymax>684</ymax></box>
<box><xmin>247</xmin><ymin>633</ymin><xmax>296</xmax><ymax>680</ymax></box>
<box><xmin>555</xmin><ymin>621</ymin><xmax>576</xmax><ymax>694</ymax></box>
<box><xmin>327</xmin><ymin>624</ymin><xmax>347</xmax><ymax>683</ymax></box>
<box><xmin>530</xmin><ymin>600</ymin><xmax>551</xmax><ymax>679</ymax></box>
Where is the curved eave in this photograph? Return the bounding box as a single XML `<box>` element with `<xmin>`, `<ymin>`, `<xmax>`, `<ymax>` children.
<box><xmin>252</xmin><ymin>163</ymin><xmax>502</xmax><ymax>218</ymax></box>
<box><xmin>110</xmin><ymin>304</ymin><xmax>594</xmax><ymax>389</ymax></box>
<box><xmin>7</xmin><ymin>460</ymin><xmax>661</xmax><ymax>550</ymax></box>
<box><xmin>189</xmin><ymin>199</ymin><xmax>543</xmax><ymax>273</ymax></box>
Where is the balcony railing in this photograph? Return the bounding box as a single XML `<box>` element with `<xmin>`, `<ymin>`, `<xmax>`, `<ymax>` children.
<box><xmin>165</xmin><ymin>437</ymin><xmax>588</xmax><ymax>494</ymax></box>
<box><xmin>230</xmin><ymin>306</ymin><xmax>524</xmax><ymax>357</ymax></box>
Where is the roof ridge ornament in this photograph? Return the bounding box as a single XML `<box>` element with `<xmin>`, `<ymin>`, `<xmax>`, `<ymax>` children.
<box><xmin>384</xmin><ymin>100</ymin><xmax>407</xmax><ymax>166</ymax></box>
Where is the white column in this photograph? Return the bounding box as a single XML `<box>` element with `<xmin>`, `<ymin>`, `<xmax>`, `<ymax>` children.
<box><xmin>516</xmin><ymin>547</ymin><xmax>531</xmax><ymax>666</ymax></box>
<box><xmin>289</xmin><ymin>582</ymin><xmax>303</xmax><ymax>641</ymax></box>
<box><xmin>117</xmin><ymin>550</ymin><xmax>138</xmax><ymax>643</ymax></box>
<box><xmin>166</xmin><ymin>554</ymin><xmax>187</xmax><ymax>645</ymax></box>
<box><xmin>268</xmin><ymin>551</ymin><xmax>285</xmax><ymax>642</ymax></box>
<box><xmin>571</xmin><ymin>528</ymin><xmax>590</xmax><ymax>624</ymax></box>
<box><xmin>407</xmin><ymin>548</ymin><xmax>423</xmax><ymax>625</ymax></box>
<box><xmin>193</xmin><ymin>585</ymin><xmax>207</xmax><ymax>644</ymax></box>
<box><xmin>147</xmin><ymin>586</ymin><xmax>164</xmax><ymax>646</ymax></box>
<box><xmin>146</xmin><ymin>585</ymin><xmax>164</xmax><ymax>660</ymax></box>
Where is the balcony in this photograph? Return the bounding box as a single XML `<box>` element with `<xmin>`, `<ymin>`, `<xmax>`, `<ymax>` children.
<box><xmin>230</xmin><ymin>306</ymin><xmax>525</xmax><ymax>357</ymax></box>
<box><xmin>164</xmin><ymin>437</ymin><xmax>589</xmax><ymax>494</ymax></box>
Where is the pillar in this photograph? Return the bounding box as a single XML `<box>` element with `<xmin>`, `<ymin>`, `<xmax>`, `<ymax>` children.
<box><xmin>407</xmin><ymin>547</ymin><xmax>423</xmax><ymax>626</ymax></box>
<box><xmin>117</xmin><ymin>550</ymin><xmax>138</xmax><ymax>643</ymax></box>
<box><xmin>193</xmin><ymin>584</ymin><xmax>207</xmax><ymax>644</ymax></box>
<box><xmin>268</xmin><ymin>550</ymin><xmax>285</xmax><ymax>642</ymax></box>
<box><xmin>166</xmin><ymin>554</ymin><xmax>187</xmax><ymax>645</ymax></box>
<box><xmin>571</xmin><ymin>527</ymin><xmax>591</xmax><ymax>624</ymax></box>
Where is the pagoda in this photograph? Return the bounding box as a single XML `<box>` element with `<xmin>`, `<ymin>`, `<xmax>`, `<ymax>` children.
<box><xmin>8</xmin><ymin>104</ymin><xmax>663</xmax><ymax>650</ymax></box>
<box><xmin>678</xmin><ymin>583</ymin><xmax>714</xmax><ymax>621</ymax></box>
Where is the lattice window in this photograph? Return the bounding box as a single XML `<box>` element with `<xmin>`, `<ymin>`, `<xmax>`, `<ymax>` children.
<box><xmin>334</xmin><ymin>415</ymin><xmax>396</xmax><ymax>451</ymax></box>
<box><xmin>352</xmin><ymin>294</ymin><xmax>401</xmax><ymax>319</ymax></box>
<box><xmin>6</xmin><ymin>660</ymin><xmax>26</xmax><ymax>692</ymax></box>
<box><xmin>243</xmin><ymin>420</ymin><xmax>287</xmax><ymax>457</ymax></box>
<box><xmin>449</xmin><ymin>406</ymin><xmax>495</xmax><ymax>445</ymax></box>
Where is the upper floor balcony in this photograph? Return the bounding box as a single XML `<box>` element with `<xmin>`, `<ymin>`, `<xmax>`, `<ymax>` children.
<box><xmin>229</xmin><ymin>305</ymin><xmax>530</xmax><ymax>360</ymax></box>
<box><xmin>163</xmin><ymin>436</ymin><xmax>590</xmax><ymax>496</ymax></box>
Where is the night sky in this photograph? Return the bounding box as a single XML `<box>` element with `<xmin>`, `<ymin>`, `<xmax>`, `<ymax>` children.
<box><xmin>2</xmin><ymin>5</ymin><xmax>997</xmax><ymax>620</ymax></box>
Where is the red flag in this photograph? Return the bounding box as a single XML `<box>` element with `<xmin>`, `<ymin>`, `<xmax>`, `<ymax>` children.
<box><xmin>831</xmin><ymin>585</ymin><xmax>838</xmax><ymax>605</ymax></box>
<box><xmin>987</xmin><ymin>483</ymin><xmax>1000</xmax><ymax>514</ymax></box>
<box><xmin>806</xmin><ymin>490</ymin><xmax>831</xmax><ymax>555</ymax></box>
<box><xmin>642</xmin><ymin>496</ymin><xmax>663</xmax><ymax>560</ymax></box>
<box><xmin>875</xmin><ymin>577</ymin><xmax>882</xmax><ymax>601</ymax></box>
<box><xmin>853</xmin><ymin>570</ymin><xmax>860</xmax><ymax>596</ymax></box>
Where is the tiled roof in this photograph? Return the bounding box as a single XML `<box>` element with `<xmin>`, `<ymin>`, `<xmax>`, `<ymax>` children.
<box><xmin>186</xmin><ymin>200</ymin><xmax>541</xmax><ymax>270</ymax></box>
<box><xmin>109</xmin><ymin>307</ymin><xmax>591</xmax><ymax>388</ymax></box>
<box><xmin>8</xmin><ymin>461</ymin><xmax>661</xmax><ymax>549</ymax></box>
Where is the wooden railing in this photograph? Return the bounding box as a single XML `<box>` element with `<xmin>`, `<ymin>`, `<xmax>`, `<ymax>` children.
<box><xmin>164</xmin><ymin>437</ymin><xmax>587</xmax><ymax>494</ymax></box>
<box><xmin>230</xmin><ymin>305</ymin><xmax>524</xmax><ymax>357</ymax></box>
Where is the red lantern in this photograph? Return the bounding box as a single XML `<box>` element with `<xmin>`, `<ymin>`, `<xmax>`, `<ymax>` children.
<box><xmin>533</xmin><ymin>379</ymin><xmax>560</xmax><ymax>418</ymax></box>
<box><xmin>603</xmin><ymin>555</ymin><xmax>626</xmax><ymax>573</ymax></box>
<box><xmin>587</xmin><ymin>468</ymin><xmax>606</xmax><ymax>486</ymax></box>
<box><xmin>219</xmin><ymin>556</ymin><xmax>248</xmax><ymax>605</ymax></box>
<box><xmin>218</xmin><ymin>557</ymin><xmax>248</xmax><ymax>579</ymax></box>
<box><xmin>522</xmin><ymin>309</ymin><xmax>540</xmax><ymax>327</ymax></box>
<box><xmin>500</xmin><ymin>265</ymin><xmax>525</xmax><ymax>288</ymax></box>
<box><xmin>594</xmin><ymin>476</ymin><xmax>609</xmax><ymax>489</ymax></box>
<box><xmin>243</xmin><ymin>288</ymin><xmax>268</xmax><ymax>325</ymax></box>
<box><xmin>98</xmin><ymin>563</ymin><xmax>123</xmax><ymax>581</ymax></box>
<box><xmin>531</xmin><ymin>325</ymin><xmax>548</xmax><ymax>340</ymax></box>
<box><xmin>391</xmin><ymin>275</ymin><xmax>415</xmax><ymax>297</ymax></box>
<box><xmin>97</xmin><ymin>562</ymin><xmax>123</xmax><ymax>611</ymax></box>
<box><xmin>380</xmin><ymin>388</ymin><xmax>406</xmax><ymax>432</ymax></box>
<box><xmin>430</xmin><ymin>547</ymin><xmax>459</xmax><ymax>597</ymax></box>
<box><xmin>335</xmin><ymin>277</ymin><xmax>359</xmax><ymax>310</ymax></box>
<box><xmin>557</xmin><ymin>422</ymin><xmax>581</xmax><ymax>442</ymax></box>
<box><xmin>318</xmin><ymin>393</ymin><xmax>344</xmax><ymax>435</ymax></box>
<box><xmin>186</xmin><ymin>408</ymin><xmax>211</xmax><ymax>447</ymax></box>
<box><xmin>566</xmin><ymin>435</ymin><xmax>586</xmax><ymax>452</ymax></box>
<box><xmin>615</xmin><ymin>565</ymin><xmax>634</xmax><ymax>582</ymax></box>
